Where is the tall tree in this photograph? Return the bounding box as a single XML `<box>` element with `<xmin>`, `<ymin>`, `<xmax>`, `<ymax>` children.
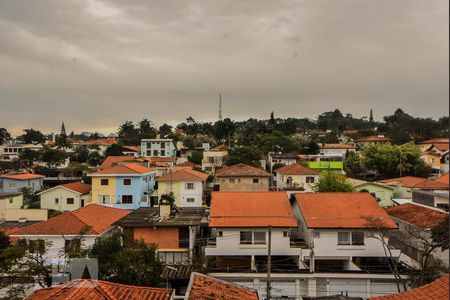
<box><xmin>158</xmin><ymin>123</ymin><xmax>173</xmax><ymax>137</ymax></box>
<box><xmin>313</xmin><ymin>172</ymin><xmax>355</xmax><ymax>192</ymax></box>
<box><xmin>0</xmin><ymin>128</ymin><xmax>11</xmax><ymax>145</ymax></box>
<box><xmin>20</xmin><ymin>129</ymin><xmax>45</xmax><ymax>144</ymax></box>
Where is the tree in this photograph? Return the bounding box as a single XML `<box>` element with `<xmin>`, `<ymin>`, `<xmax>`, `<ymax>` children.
<box><xmin>55</xmin><ymin>134</ymin><xmax>72</xmax><ymax>150</ymax></box>
<box><xmin>344</xmin><ymin>152</ymin><xmax>364</xmax><ymax>177</ymax></box>
<box><xmin>139</xmin><ymin>119</ymin><xmax>157</xmax><ymax>139</ymax></box>
<box><xmin>105</xmin><ymin>144</ymin><xmax>124</xmax><ymax>156</ymax></box>
<box><xmin>0</xmin><ymin>128</ymin><xmax>11</xmax><ymax>145</ymax></box>
<box><xmin>89</xmin><ymin>231</ymin><xmax>163</xmax><ymax>286</ymax></box>
<box><xmin>0</xmin><ymin>231</ymin><xmax>10</xmax><ymax>250</ymax></box>
<box><xmin>313</xmin><ymin>172</ymin><xmax>355</xmax><ymax>192</ymax></box>
<box><xmin>40</xmin><ymin>146</ymin><xmax>66</xmax><ymax>168</ymax></box>
<box><xmin>20</xmin><ymin>129</ymin><xmax>45</xmax><ymax>144</ymax></box>
<box><xmin>183</xmin><ymin>136</ymin><xmax>196</xmax><ymax>149</ymax></box>
<box><xmin>87</xmin><ymin>152</ymin><xmax>103</xmax><ymax>166</ymax></box>
<box><xmin>158</xmin><ymin>123</ymin><xmax>173</xmax><ymax>137</ymax></box>
<box><xmin>18</xmin><ymin>149</ymin><xmax>40</xmax><ymax>169</ymax></box>
<box><xmin>226</xmin><ymin>146</ymin><xmax>263</xmax><ymax>167</ymax></box>
<box><xmin>188</xmin><ymin>151</ymin><xmax>203</xmax><ymax>165</ymax></box>
<box><xmin>431</xmin><ymin>218</ymin><xmax>449</xmax><ymax>252</ymax></box>
<box><xmin>70</xmin><ymin>146</ymin><xmax>90</xmax><ymax>163</ymax></box>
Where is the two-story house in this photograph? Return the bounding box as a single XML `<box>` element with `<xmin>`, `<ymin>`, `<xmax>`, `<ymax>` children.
<box><xmin>215</xmin><ymin>163</ymin><xmax>271</xmax><ymax>191</ymax></box>
<box><xmin>206</xmin><ymin>191</ymin><xmax>303</xmax><ymax>272</ymax></box>
<box><xmin>39</xmin><ymin>181</ymin><xmax>92</xmax><ymax>211</ymax></box>
<box><xmin>274</xmin><ymin>163</ymin><xmax>319</xmax><ymax>192</ymax></box>
<box><xmin>201</xmin><ymin>144</ymin><xmax>228</xmax><ymax>174</ymax></box>
<box><xmin>115</xmin><ymin>202</ymin><xmax>206</xmax><ymax>264</ymax></box>
<box><xmin>156</xmin><ymin>169</ymin><xmax>208</xmax><ymax>207</ymax></box>
<box><xmin>141</xmin><ymin>138</ymin><xmax>177</xmax><ymax>158</ymax></box>
<box><xmin>319</xmin><ymin>143</ymin><xmax>356</xmax><ymax>157</ymax></box>
<box><xmin>378</xmin><ymin>176</ymin><xmax>448</xmax><ymax>199</ymax></box>
<box><xmin>89</xmin><ymin>163</ymin><xmax>156</xmax><ymax>210</ymax></box>
<box><xmin>0</xmin><ymin>173</ymin><xmax>45</xmax><ymax>194</ymax></box>
<box><xmin>354</xmin><ymin>135</ymin><xmax>392</xmax><ymax>149</ymax></box>
<box><xmin>267</xmin><ymin>153</ymin><xmax>298</xmax><ymax>173</ymax></box>
<box><xmin>10</xmin><ymin>204</ymin><xmax>131</xmax><ymax>262</ymax></box>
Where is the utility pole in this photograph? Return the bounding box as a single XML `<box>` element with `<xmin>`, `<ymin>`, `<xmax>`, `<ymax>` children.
<box><xmin>267</xmin><ymin>225</ymin><xmax>272</xmax><ymax>300</ymax></box>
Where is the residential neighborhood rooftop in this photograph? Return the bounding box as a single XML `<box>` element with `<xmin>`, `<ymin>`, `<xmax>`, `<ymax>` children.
<box><xmin>294</xmin><ymin>193</ymin><xmax>398</xmax><ymax>229</ymax></box>
<box><xmin>91</xmin><ymin>163</ymin><xmax>155</xmax><ymax>175</ymax></box>
<box><xmin>215</xmin><ymin>163</ymin><xmax>271</xmax><ymax>177</ymax></box>
<box><xmin>417</xmin><ymin>138</ymin><xmax>449</xmax><ymax>144</ymax></box>
<box><xmin>11</xmin><ymin>204</ymin><xmax>131</xmax><ymax>236</ymax></box>
<box><xmin>379</xmin><ymin>176</ymin><xmax>449</xmax><ymax>189</ymax></box>
<box><xmin>25</xmin><ymin>279</ymin><xmax>172</xmax><ymax>300</ymax></box>
<box><xmin>209</xmin><ymin>191</ymin><xmax>298</xmax><ymax>228</ymax></box>
<box><xmin>434</xmin><ymin>173</ymin><xmax>449</xmax><ymax>185</ymax></box>
<box><xmin>321</xmin><ymin>143</ymin><xmax>356</xmax><ymax>149</ymax></box>
<box><xmin>386</xmin><ymin>203</ymin><xmax>448</xmax><ymax>229</ymax></box>
<box><xmin>99</xmin><ymin>155</ymin><xmax>137</xmax><ymax>170</ymax></box>
<box><xmin>354</xmin><ymin>135</ymin><xmax>392</xmax><ymax>142</ymax></box>
<box><xmin>46</xmin><ymin>181</ymin><xmax>92</xmax><ymax>195</ymax></box>
<box><xmin>186</xmin><ymin>272</ymin><xmax>259</xmax><ymax>300</ymax></box>
<box><xmin>0</xmin><ymin>173</ymin><xmax>45</xmax><ymax>180</ymax></box>
<box><xmin>274</xmin><ymin>163</ymin><xmax>319</xmax><ymax>175</ymax></box>
<box><xmin>156</xmin><ymin>168</ymin><xmax>208</xmax><ymax>182</ymax></box>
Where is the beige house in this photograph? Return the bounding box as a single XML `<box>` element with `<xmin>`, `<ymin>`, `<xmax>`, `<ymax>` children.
<box><xmin>39</xmin><ymin>182</ymin><xmax>92</xmax><ymax>211</ymax></box>
<box><xmin>202</xmin><ymin>144</ymin><xmax>228</xmax><ymax>174</ymax></box>
<box><xmin>215</xmin><ymin>163</ymin><xmax>271</xmax><ymax>191</ymax></box>
<box><xmin>156</xmin><ymin>169</ymin><xmax>208</xmax><ymax>207</ymax></box>
<box><xmin>0</xmin><ymin>192</ymin><xmax>47</xmax><ymax>221</ymax></box>
<box><xmin>274</xmin><ymin>163</ymin><xmax>319</xmax><ymax>192</ymax></box>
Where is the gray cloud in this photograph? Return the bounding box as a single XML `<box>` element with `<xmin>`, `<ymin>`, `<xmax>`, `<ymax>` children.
<box><xmin>0</xmin><ymin>0</ymin><xmax>448</xmax><ymax>135</ymax></box>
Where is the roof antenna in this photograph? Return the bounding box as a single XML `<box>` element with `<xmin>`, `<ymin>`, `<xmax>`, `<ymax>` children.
<box><xmin>218</xmin><ymin>93</ymin><xmax>223</xmax><ymax>121</ymax></box>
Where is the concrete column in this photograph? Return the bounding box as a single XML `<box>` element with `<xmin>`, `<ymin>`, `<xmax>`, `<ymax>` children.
<box><xmin>307</xmin><ymin>278</ymin><xmax>316</xmax><ymax>297</ymax></box>
<box><xmin>253</xmin><ymin>278</ymin><xmax>260</xmax><ymax>291</ymax></box>
<box><xmin>295</xmin><ymin>279</ymin><xmax>301</xmax><ymax>300</ymax></box>
<box><xmin>251</xmin><ymin>255</ymin><xmax>256</xmax><ymax>271</ymax></box>
<box><xmin>366</xmin><ymin>279</ymin><xmax>371</xmax><ymax>299</ymax></box>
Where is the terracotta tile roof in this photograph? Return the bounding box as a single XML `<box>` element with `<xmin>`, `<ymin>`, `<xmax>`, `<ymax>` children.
<box><xmin>354</xmin><ymin>135</ymin><xmax>392</xmax><ymax>142</ymax></box>
<box><xmin>0</xmin><ymin>173</ymin><xmax>45</xmax><ymax>180</ymax></box>
<box><xmin>11</xmin><ymin>204</ymin><xmax>131</xmax><ymax>236</ymax></box>
<box><xmin>100</xmin><ymin>156</ymin><xmax>137</xmax><ymax>170</ymax></box>
<box><xmin>434</xmin><ymin>173</ymin><xmax>449</xmax><ymax>185</ymax></box>
<box><xmin>157</xmin><ymin>169</ymin><xmax>208</xmax><ymax>182</ymax></box>
<box><xmin>379</xmin><ymin>176</ymin><xmax>448</xmax><ymax>189</ymax></box>
<box><xmin>295</xmin><ymin>193</ymin><xmax>397</xmax><ymax>229</ymax></box>
<box><xmin>434</xmin><ymin>143</ymin><xmax>449</xmax><ymax>152</ymax></box>
<box><xmin>211</xmin><ymin>144</ymin><xmax>229</xmax><ymax>151</ymax></box>
<box><xmin>25</xmin><ymin>279</ymin><xmax>172</xmax><ymax>300</ymax></box>
<box><xmin>60</xmin><ymin>181</ymin><xmax>91</xmax><ymax>195</ymax></box>
<box><xmin>122</xmin><ymin>145</ymin><xmax>141</xmax><ymax>152</ymax></box>
<box><xmin>149</xmin><ymin>157</ymin><xmax>178</xmax><ymax>163</ymax></box>
<box><xmin>274</xmin><ymin>163</ymin><xmax>319</xmax><ymax>175</ymax></box>
<box><xmin>322</xmin><ymin>143</ymin><xmax>356</xmax><ymax>149</ymax></box>
<box><xmin>177</xmin><ymin>160</ymin><xmax>196</xmax><ymax>167</ymax></box>
<box><xmin>386</xmin><ymin>203</ymin><xmax>448</xmax><ymax>229</ymax></box>
<box><xmin>418</xmin><ymin>138</ymin><xmax>449</xmax><ymax>144</ymax></box>
<box><xmin>369</xmin><ymin>274</ymin><xmax>449</xmax><ymax>300</ymax></box>
<box><xmin>343</xmin><ymin>129</ymin><xmax>359</xmax><ymax>135</ymax></box>
<box><xmin>92</xmin><ymin>163</ymin><xmax>155</xmax><ymax>175</ymax></box>
<box><xmin>187</xmin><ymin>272</ymin><xmax>259</xmax><ymax>300</ymax></box>
<box><xmin>215</xmin><ymin>163</ymin><xmax>271</xmax><ymax>177</ymax></box>
<box><xmin>81</xmin><ymin>138</ymin><xmax>117</xmax><ymax>145</ymax></box>
<box><xmin>210</xmin><ymin>192</ymin><xmax>297</xmax><ymax>228</ymax></box>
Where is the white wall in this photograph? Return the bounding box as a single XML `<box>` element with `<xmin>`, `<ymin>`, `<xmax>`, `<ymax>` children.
<box><xmin>178</xmin><ymin>181</ymin><xmax>203</xmax><ymax>207</ymax></box>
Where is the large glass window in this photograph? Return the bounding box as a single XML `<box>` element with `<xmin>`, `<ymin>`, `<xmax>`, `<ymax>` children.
<box><xmin>240</xmin><ymin>231</ymin><xmax>252</xmax><ymax>245</ymax></box>
<box><xmin>338</xmin><ymin>232</ymin><xmax>350</xmax><ymax>245</ymax></box>
<box><xmin>351</xmin><ymin>232</ymin><xmax>365</xmax><ymax>245</ymax></box>
<box><xmin>253</xmin><ymin>232</ymin><xmax>266</xmax><ymax>245</ymax></box>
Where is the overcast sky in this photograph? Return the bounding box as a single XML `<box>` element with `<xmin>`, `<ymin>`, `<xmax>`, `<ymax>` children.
<box><xmin>0</xmin><ymin>0</ymin><xmax>448</xmax><ymax>135</ymax></box>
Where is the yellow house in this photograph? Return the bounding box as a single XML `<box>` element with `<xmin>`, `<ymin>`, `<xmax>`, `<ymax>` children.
<box><xmin>274</xmin><ymin>163</ymin><xmax>320</xmax><ymax>192</ymax></box>
<box><xmin>156</xmin><ymin>169</ymin><xmax>208</xmax><ymax>207</ymax></box>
<box><xmin>39</xmin><ymin>182</ymin><xmax>92</xmax><ymax>211</ymax></box>
<box><xmin>215</xmin><ymin>163</ymin><xmax>271</xmax><ymax>191</ymax></box>
<box><xmin>421</xmin><ymin>150</ymin><xmax>441</xmax><ymax>172</ymax></box>
<box><xmin>202</xmin><ymin>144</ymin><xmax>228</xmax><ymax>173</ymax></box>
<box><xmin>0</xmin><ymin>192</ymin><xmax>23</xmax><ymax>210</ymax></box>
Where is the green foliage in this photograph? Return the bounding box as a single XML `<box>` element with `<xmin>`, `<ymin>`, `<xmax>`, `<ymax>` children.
<box><xmin>70</xmin><ymin>146</ymin><xmax>90</xmax><ymax>163</ymax></box>
<box><xmin>40</xmin><ymin>146</ymin><xmax>66</xmax><ymax>167</ymax></box>
<box><xmin>19</xmin><ymin>129</ymin><xmax>45</xmax><ymax>144</ymax></box>
<box><xmin>55</xmin><ymin>134</ymin><xmax>72</xmax><ymax>149</ymax></box>
<box><xmin>87</xmin><ymin>151</ymin><xmax>103</xmax><ymax>166</ymax></box>
<box><xmin>431</xmin><ymin>218</ymin><xmax>449</xmax><ymax>252</ymax></box>
<box><xmin>158</xmin><ymin>123</ymin><xmax>173</xmax><ymax>137</ymax></box>
<box><xmin>0</xmin><ymin>128</ymin><xmax>11</xmax><ymax>145</ymax></box>
<box><xmin>188</xmin><ymin>151</ymin><xmax>203</xmax><ymax>165</ymax></box>
<box><xmin>0</xmin><ymin>231</ymin><xmax>11</xmax><ymax>250</ymax></box>
<box><xmin>118</xmin><ymin>119</ymin><xmax>157</xmax><ymax>145</ymax></box>
<box><xmin>18</xmin><ymin>149</ymin><xmax>40</xmax><ymax>169</ymax></box>
<box><xmin>344</xmin><ymin>151</ymin><xmax>364</xmax><ymax>177</ymax></box>
<box><xmin>105</xmin><ymin>144</ymin><xmax>124</xmax><ymax>156</ymax></box>
<box><xmin>313</xmin><ymin>172</ymin><xmax>356</xmax><ymax>192</ymax></box>
<box><xmin>183</xmin><ymin>136</ymin><xmax>196</xmax><ymax>149</ymax></box>
<box><xmin>89</xmin><ymin>231</ymin><xmax>163</xmax><ymax>286</ymax></box>
<box><xmin>48</xmin><ymin>210</ymin><xmax>63</xmax><ymax>219</ymax></box>
<box><xmin>226</xmin><ymin>146</ymin><xmax>263</xmax><ymax>167</ymax></box>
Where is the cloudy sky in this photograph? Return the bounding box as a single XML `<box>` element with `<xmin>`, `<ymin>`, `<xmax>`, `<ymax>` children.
<box><xmin>0</xmin><ymin>0</ymin><xmax>448</xmax><ymax>135</ymax></box>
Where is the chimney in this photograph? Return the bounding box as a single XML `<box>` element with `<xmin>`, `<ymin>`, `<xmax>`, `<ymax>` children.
<box><xmin>159</xmin><ymin>202</ymin><xmax>171</xmax><ymax>217</ymax></box>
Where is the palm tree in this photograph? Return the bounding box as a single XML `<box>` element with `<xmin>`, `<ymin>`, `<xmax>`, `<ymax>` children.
<box><xmin>118</xmin><ymin>121</ymin><xmax>135</xmax><ymax>137</ymax></box>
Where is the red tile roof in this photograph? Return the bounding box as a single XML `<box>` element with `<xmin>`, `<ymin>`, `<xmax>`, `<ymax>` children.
<box><xmin>434</xmin><ymin>174</ymin><xmax>449</xmax><ymax>185</ymax></box>
<box><xmin>418</xmin><ymin>138</ymin><xmax>449</xmax><ymax>144</ymax></box>
<box><xmin>12</xmin><ymin>204</ymin><xmax>131</xmax><ymax>236</ymax></box>
<box><xmin>354</xmin><ymin>135</ymin><xmax>392</xmax><ymax>142</ymax></box>
<box><xmin>386</xmin><ymin>203</ymin><xmax>448</xmax><ymax>229</ymax></box>
<box><xmin>211</xmin><ymin>144</ymin><xmax>229</xmax><ymax>151</ymax></box>
<box><xmin>216</xmin><ymin>163</ymin><xmax>270</xmax><ymax>177</ymax></box>
<box><xmin>25</xmin><ymin>279</ymin><xmax>172</xmax><ymax>300</ymax></box>
<box><xmin>157</xmin><ymin>169</ymin><xmax>208</xmax><ymax>182</ymax></box>
<box><xmin>0</xmin><ymin>173</ymin><xmax>45</xmax><ymax>180</ymax></box>
<box><xmin>92</xmin><ymin>163</ymin><xmax>155</xmax><ymax>175</ymax></box>
<box><xmin>177</xmin><ymin>160</ymin><xmax>196</xmax><ymax>167</ymax></box>
<box><xmin>369</xmin><ymin>274</ymin><xmax>449</xmax><ymax>300</ymax></box>
<box><xmin>322</xmin><ymin>143</ymin><xmax>356</xmax><ymax>149</ymax></box>
<box><xmin>187</xmin><ymin>272</ymin><xmax>259</xmax><ymax>300</ymax></box>
<box><xmin>61</xmin><ymin>181</ymin><xmax>91</xmax><ymax>195</ymax></box>
<box><xmin>81</xmin><ymin>138</ymin><xmax>117</xmax><ymax>145</ymax></box>
<box><xmin>122</xmin><ymin>145</ymin><xmax>141</xmax><ymax>152</ymax></box>
<box><xmin>295</xmin><ymin>193</ymin><xmax>397</xmax><ymax>229</ymax></box>
<box><xmin>434</xmin><ymin>143</ymin><xmax>449</xmax><ymax>152</ymax></box>
<box><xmin>100</xmin><ymin>156</ymin><xmax>137</xmax><ymax>170</ymax></box>
<box><xmin>210</xmin><ymin>192</ymin><xmax>297</xmax><ymax>228</ymax></box>
<box><xmin>274</xmin><ymin>163</ymin><xmax>319</xmax><ymax>175</ymax></box>
<box><xmin>379</xmin><ymin>176</ymin><xmax>448</xmax><ymax>190</ymax></box>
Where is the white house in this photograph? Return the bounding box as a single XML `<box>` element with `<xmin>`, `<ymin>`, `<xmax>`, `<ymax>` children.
<box><xmin>10</xmin><ymin>204</ymin><xmax>131</xmax><ymax>263</ymax></box>
<box><xmin>319</xmin><ymin>143</ymin><xmax>356</xmax><ymax>157</ymax></box>
<box><xmin>141</xmin><ymin>138</ymin><xmax>177</xmax><ymax>158</ymax></box>
<box><xmin>39</xmin><ymin>181</ymin><xmax>92</xmax><ymax>211</ymax></box>
<box><xmin>274</xmin><ymin>163</ymin><xmax>319</xmax><ymax>192</ymax></box>
<box><xmin>156</xmin><ymin>168</ymin><xmax>208</xmax><ymax>207</ymax></box>
<box><xmin>267</xmin><ymin>153</ymin><xmax>298</xmax><ymax>173</ymax></box>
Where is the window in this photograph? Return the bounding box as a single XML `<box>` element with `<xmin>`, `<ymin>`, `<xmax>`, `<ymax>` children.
<box><xmin>123</xmin><ymin>178</ymin><xmax>131</xmax><ymax>186</ymax></box>
<box><xmin>160</xmin><ymin>150</ymin><xmax>166</xmax><ymax>156</ymax></box>
<box><xmin>66</xmin><ymin>198</ymin><xmax>74</xmax><ymax>205</ymax></box>
<box><xmin>28</xmin><ymin>240</ymin><xmax>45</xmax><ymax>254</ymax></box>
<box><xmin>313</xmin><ymin>231</ymin><xmax>320</xmax><ymax>238</ymax></box>
<box><xmin>186</xmin><ymin>183</ymin><xmax>194</xmax><ymax>190</ymax></box>
<box><xmin>161</xmin><ymin>143</ymin><xmax>166</xmax><ymax>149</ymax></box>
<box><xmin>338</xmin><ymin>232</ymin><xmax>350</xmax><ymax>245</ymax></box>
<box><xmin>10</xmin><ymin>183</ymin><xmax>15</xmax><ymax>189</ymax></box>
<box><xmin>147</xmin><ymin>142</ymin><xmax>152</xmax><ymax>148</ymax></box>
<box><xmin>101</xmin><ymin>179</ymin><xmax>109</xmax><ymax>186</ymax></box>
<box><xmin>217</xmin><ymin>231</ymin><xmax>223</xmax><ymax>237</ymax></box>
<box><xmin>100</xmin><ymin>195</ymin><xmax>110</xmax><ymax>204</ymax></box>
<box><xmin>306</xmin><ymin>177</ymin><xmax>315</xmax><ymax>183</ymax></box>
<box><xmin>122</xmin><ymin>195</ymin><xmax>133</xmax><ymax>204</ymax></box>
<box><xmin>55</xmin><ymin>198</ymin><xmax>59</xmax><ymax>204</ymax></box>
<box><xmin>252</xmin><ymin>178</ymin><xmax>259</xmax><ymax>184</ymax></box>
<box><xmin>153</xmin><ymin>150</ymin><xmax>158</xmax><ymax>156</ymax></box>
<box><xmin>208</xmin><ymin>157</ymin><xmax>215</xmax><ymax>163</ymax></box>
<box><xmin>229</xmin><ymin>178</ymin><xmax>235</xmax><ymax>183</ymax></box>
<box><xmin>240</xmin><ymin>231</ymin><xmax>252</xmax><ymax>245</ymax></box>
<box><xmin>283</xmin><ymin>231</ymin><xmax>290</xmax><ymax>238</ymax></box>
<box><xmin>351</xmin><ymin>232</ymin><xmax>365</xmax><ymax>245</ymax></box>
<box><xmin>253</xmin><ymin>232</ymin><xmax>266</xmax><ymax>245</ymax></box>
<box><xmin>187</xmin><ymin>198</ymin><xmax>195</xmax><ymax>203</ymax></box>
<box><xmin>9</xmin><ymin>198</ymin><xmax>13</xmax><ymax>204</ymax></box>
<box><xmin>146</xmin><ymin>150</ymin><xmax>152</xmax><ymax>156</ymax></box>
